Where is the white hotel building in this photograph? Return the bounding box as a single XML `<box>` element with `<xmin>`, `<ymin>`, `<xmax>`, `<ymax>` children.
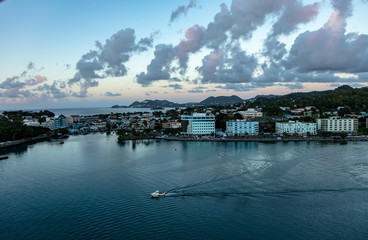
<box><xmin>276</xmin><ymin>121</ymin><xmax>317</xmax><ymax>136</ymax></box>
<box><xmin>181</xmin><ymin>113</ymin><xmax>215</xmax><ymax>135</ymax></box>
<box><xmin>226</xmin><ymin>120</ymin><xmax>259</xmax><ymax>136</ymax></box>
<box><xmin>317</xmin><ymin>117</ymin><xmax>358</xmax><ymax>133</ymax></box>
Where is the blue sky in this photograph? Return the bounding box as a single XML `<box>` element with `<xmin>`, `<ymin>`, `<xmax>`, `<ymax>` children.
<box><xmin>0</xmin><ymin>0</ymin><xmax>367</xmax><ymax>110</ymax></box>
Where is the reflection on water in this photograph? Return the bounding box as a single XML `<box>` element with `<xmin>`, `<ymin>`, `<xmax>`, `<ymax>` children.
<box><xmin>0</xmin><ymin>134</ymin><xmax>368</xmax><ymax>239</ymax></box>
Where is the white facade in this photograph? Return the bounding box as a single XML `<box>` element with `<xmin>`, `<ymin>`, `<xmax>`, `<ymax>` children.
<box><xmin>317</xmin><ymin>117</ymin><xmax>358</xmax><ymax>133</ymax></box>
<box><xmin>162</xmin><ymin>122</ymin><xmax>181</xmax><ymax>129</ymax></box>
<box><xmin>181</xmin><ymin>113</ymin><xmax>215</xmax><ymax>135</ymax></box>
<box><xmin>226</xmin><ymin>120</ymin><xmax>259</xmax><ymax>136</ymax></box>
<box><xmin>41</xmin><ymin>119</ymin><xmax>55</xmax><ymax>129</ymax></box>
<box><xmin>238</xmin><ymin>109</ymin><xmax>263</xmax><ymax>118</ymax></box>
<box><xmin>276</xmin><ymin>121</ymin><xmax>317</xmax><ymax>136</ymax></box>
<box><xmin>23</xmin><ymin>118</ymin><xmax>40</xmax><ymax>127</ymax></box>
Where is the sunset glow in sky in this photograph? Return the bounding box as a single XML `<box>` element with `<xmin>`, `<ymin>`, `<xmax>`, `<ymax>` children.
<box><xmin>1</xmin><ymin>0</ymin><xmax>368</xmax><ymax>109</ymax></box>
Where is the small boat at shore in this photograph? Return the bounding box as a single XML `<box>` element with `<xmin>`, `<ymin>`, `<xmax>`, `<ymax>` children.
<box><xmin>151</xmin><ymin>190</ymin><xmax>166</xmax><ymax>198</ymax></box>
<box><xmin>0</xmin><ymin>156</ymin><xmax>9</xmax><ymax>160</ymax></box>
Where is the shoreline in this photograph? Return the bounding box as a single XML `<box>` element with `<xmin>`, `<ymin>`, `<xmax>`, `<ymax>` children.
<box><xmin>0</xmin><ymin>134</ymin><xmax>51</xmax><ymax>149</ymax></box>
<box><xmin>128</xmin><ymin>136</ymin><xmax>368</xmax><ymax>142</ymax></box>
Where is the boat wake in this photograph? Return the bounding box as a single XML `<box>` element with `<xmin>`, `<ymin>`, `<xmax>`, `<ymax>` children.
<box><xmin>166</xmin><ymin>161</ymin><xmax>273</xmax><ymax>193</ymax></box>
<box><xmin>164</xmin><ymin>187</ymin><xmax>368</xmax><ymax>198</ymax></box>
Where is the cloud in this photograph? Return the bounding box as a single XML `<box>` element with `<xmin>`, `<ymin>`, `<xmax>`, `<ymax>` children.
<box><xmin>145</xmin><ymin>91</ymin><xmax>158</xmax><ymax>96</ymax></box>
<box><xmin>0</xmin><ymin>76</ymin><xmax>26</xmax><ymax>89</ymax></box>
<box><xmin>188</xmin><ymin>88</ymin><xmax>203</xmax><ymax>93</ymax></box>
<box><xmin>69</xmin><ymin>28</ymin><xmax>154</xmax><ymax>94</ymax></box>
<box><xmin>26</xmin><ymin>75</ymin><xmax>47</xmax><ymax>86</ymax></box>
<box><xmin>27</xmin><ymin>61</ymin><xmax>35</xmax><ymax>70</ymax></box>
<box><xmin>163</xmin><ymin>84</ymin><xmax>183</xmax><ymax>90</ymax></box>
<box><xmin>105</xmin><ymin>92</ymin><xmax>122</xmax><ymax>97</ymax></box>
<box><xmin>176</xmin><ymin>25</ymin><xmax>206</xmax><ymax>70</ymax></box>
<box><xmin>199</xmin><ymin>43</ymin><xmax>258</xmax><ymax>84</ymax></box>
<box><xmin>285</xmin><ymin>2</ymin><xmax>368</xmax><ymax>73</ymax></box>
<box><xmin>216</xmin><ymin>83</ymin><xmax>255</xmax><ymax>92</ymax></box>
<box><xmin>136</xmin><ymin>44</ymin><xmax>176</xmax><ymax>86</ymax></box>
<box><xmin>139</xmin><ymin>0</ymin><xmax>320</xmax><ymax>87</ymax></box>
<box><xmin>278</xmin><ymin>82</ymin><xmax>304</xmax><ymax>90</ymax></box>
<box><xmin>37</xmin><ymin>81</ymin><xmax>67</xmax><ymax>99</ymax></box>
<box><xmin>170</xmin><ymin>0</ymin><xmax>197</xmax><ymax>22</ymax></box>
<box><xmin>271</xmin><ymin>1</ymin><xmax>319</xmax><ymax>36</ymax></box>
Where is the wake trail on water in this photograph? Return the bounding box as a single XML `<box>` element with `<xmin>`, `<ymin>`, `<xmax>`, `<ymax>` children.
<box><xmin>164</xmin><ymin>187</ymin><xmax>368</xmax><ymax>198</ymax></box>
<box><xmin>166</xmin><ymin>161</ymin><xmax>274</xmax><ymax>193</ymax></box>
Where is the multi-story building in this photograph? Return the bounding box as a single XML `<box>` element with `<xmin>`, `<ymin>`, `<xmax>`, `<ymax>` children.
<box><xmin>238</xmin><ymin>108</ymin><xmax>263</xmax><ymax>118</ymax></box>
<box><xmin>162</xmin><ymin>122</ymin><xmax>181</xmax><ymax>129</ymax></box>
<box><xmin>226</xmin><ymin>120</ymin><xmax>259</xmax><ymax>136</ymax></box>
<box><xmin>317</xmin><ymin>117</ymin><xmax>358</xmax><ymax>133</ymax></box>
<box><xmin>276</xmin><ymin>121</ymin><xmax>317</xmax><ymax>136</ymax></box>
<box><xmin>66</xmin><ymin>115</ymin><xmax>80</xmax><ymax>124</ymax></box>
<box><xmin>181</xmin><ymin>113</ymin><xmax>215</xmax><ymax>135</ymax></box>
<box><xmin>54</xmin><ymin>115</ymin><xmax>68</xmax><ymax>129</ymax></box>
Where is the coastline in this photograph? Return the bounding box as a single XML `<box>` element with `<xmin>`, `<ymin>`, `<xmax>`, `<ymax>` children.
<box><xmin>126</xmin><ymin>135</ymin><xmax>368</xmax><ymax>142</ymax></box>
<box><xmin>0</xmin><ymin>134</ymin><xmax>51</xmax><ymax>149</ymax></box>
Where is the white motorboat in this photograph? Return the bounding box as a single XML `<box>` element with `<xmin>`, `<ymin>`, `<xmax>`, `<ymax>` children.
<box><xmin>151</xmin><ymin>190</ymin><xmax>166</xmax><ymax>198</ymax></box>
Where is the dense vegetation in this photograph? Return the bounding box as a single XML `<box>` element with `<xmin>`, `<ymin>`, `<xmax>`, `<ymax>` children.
<box><xmin>0</xmin><ymin>111</ymin><xmax>51</xmax><ymax>142</ymax></box>
<box><xmin>243</xmin><ymin>85</ymin><xmax>368</xmax><ymax>113</ymax></box>
<box><xmin>0</xmin><ymin>118</ymin><xmax>50</xmax><ymax>142</ymax></box>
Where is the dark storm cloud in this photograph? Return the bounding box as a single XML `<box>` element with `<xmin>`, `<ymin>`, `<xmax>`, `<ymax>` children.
<box><xmin>170</xmin><ymin>0</ymin><xmax>197</xmax><ymax>22</ymax></box>
<box><xmin>105</xmin><ymin>92</ymin><xmax>122</xmax><ymax>97</ymax></box>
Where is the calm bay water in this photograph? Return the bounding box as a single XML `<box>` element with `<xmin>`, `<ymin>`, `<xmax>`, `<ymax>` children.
<box><xmin>1</xmin><ymin>134</ymin><xmax>368</xmax><ymax>239</ymax></box>
<box><xmin>1</xmin><ymin>107</ymin><xmax>174</xmax><ymax>116</ymax></box>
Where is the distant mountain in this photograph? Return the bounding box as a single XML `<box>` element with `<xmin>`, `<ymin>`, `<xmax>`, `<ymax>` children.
<box><xmin>244</xmin><ymin>85</ymin><xmax>368</xmax><ymax>112</ymax></box>
<box><xmin>200</xmin><ymin>95</ymin><xmax>244</xmax><ymax>106</ymax></box>
<box><xmin>247</xmin><ymin>94</ymin><xmax>279</xmax><ymax>101</ymax></box>
<box><xmin>129</xmin><ymin>100</ymin><xmax>179</xmax><ymax>108</ymax></box>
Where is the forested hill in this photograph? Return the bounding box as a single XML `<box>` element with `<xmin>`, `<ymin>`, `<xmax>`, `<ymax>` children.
<box><xmin>245</xmin><ymin>85</ymin><xmax>368</xmax><ymax>112</ymax></box>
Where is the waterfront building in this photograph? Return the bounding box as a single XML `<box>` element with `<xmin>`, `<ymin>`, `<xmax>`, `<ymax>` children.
<box><xmin>276</xmin><ymin>121</ymin><xmax>317</xmax><ymax>136</ymax></box>
<box><xmin>162</xmin><ymin>122</ymin><xmax>181</xmax><ymax>129</ymax></box>
<box><xmin>317</xmin><ymin>117</ymin><xmax>358</xmax><ymax>133</ymax></box>
<box><xmin>41</xmin><ymin>118</ymin><xmax>55</xmax><ymax>129</ymax></box>
<box><xmin>54</xmin><ymin>115</ymin><xmax>68</xmax><ymax>129</ymax></box>
<box><xmin>181</xmin><ymin>113</ymin><xmax>215</xmax><ymax>135</ymax></box>
<box><xmin>226</xmin><ymin>120</ymin><xmax>259</xmax><ymax>136</ymax></box>
<box><xmin>66</xmin><ymin>115</ymin><xmax>80</xmax><ymax>124</ymax></box>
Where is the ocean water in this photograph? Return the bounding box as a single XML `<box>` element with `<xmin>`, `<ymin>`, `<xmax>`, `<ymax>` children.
<box><xmin>0</xmin><ymin>134</ymin><xmax>368</xmax><ymax>239</ymax></box>
<box><xmin>1</xmin><ymin>107</ymin><xmax>174</xmax><ymax>117</ymax></box>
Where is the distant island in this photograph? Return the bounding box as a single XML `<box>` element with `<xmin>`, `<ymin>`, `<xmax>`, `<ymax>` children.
<box><xmin>111</xmin><ymin>85</ymin><xmax>368</xmax><ymax>111</ymax></box>
<box><xmin>112</xmin><ymin>95</ymin><xmax>247</xmax><ymax>108</ymax></box>
<box><xmin>111</xmin><ymin>105</ymin><xmax>128</xmax><ymax>108</ymax></box>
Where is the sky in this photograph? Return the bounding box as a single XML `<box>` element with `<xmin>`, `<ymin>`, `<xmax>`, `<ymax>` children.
<box><xmin>0</xmin><ymin>0</ymin><xmax>368</xmax><ymax>110</ymax></box>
